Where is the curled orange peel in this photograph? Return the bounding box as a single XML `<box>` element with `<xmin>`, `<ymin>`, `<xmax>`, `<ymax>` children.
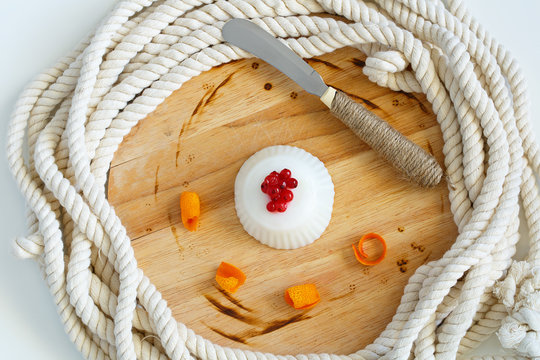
<box><xmin>352</xmin><ymin>232</ymin><xmax>387</xmax><ymax>266</ymax></box>
<box><xmin>180</xmin><ymin>192</ymin><xmax>200</xmax><ymax>232</ymax></box>
<box><xmin>284</xmin><ymin>284</ymin><xmax>320</xmax><ymax>309</ymax></box>
<box><xmin>215</xmin><ymin>262</ymin><xmax>246</xmax><ymax>293</ymax></box>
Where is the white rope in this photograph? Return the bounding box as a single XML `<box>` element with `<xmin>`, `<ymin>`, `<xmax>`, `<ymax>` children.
<box><xmin>7</xmin><ymin>0</ymin><xmax>540</xmax><ymax>359</ymax></box>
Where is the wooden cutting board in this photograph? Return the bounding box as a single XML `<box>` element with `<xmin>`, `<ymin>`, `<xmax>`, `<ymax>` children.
<box><xmin>107</xmin><ymin>46</ymin><xmax>457</xmax><ymax>355</ymax></box>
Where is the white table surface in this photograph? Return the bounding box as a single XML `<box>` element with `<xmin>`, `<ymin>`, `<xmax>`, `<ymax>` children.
<box><xmin>1</xmin><ymin>1</ymin><xmax>538</xmax><ymax>359</ymax></box>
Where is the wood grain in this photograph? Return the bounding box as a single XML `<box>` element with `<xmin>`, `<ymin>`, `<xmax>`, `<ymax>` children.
<box><xmin>107</xmin><ymin>47</ymin><xmax>457</xmax><ymax>354</ymax></box>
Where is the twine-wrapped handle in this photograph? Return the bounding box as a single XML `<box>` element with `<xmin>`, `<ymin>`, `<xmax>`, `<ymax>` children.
<box><xmin>330</xmin><ymin>90</ymin><xmax>443</xmax><ymax>187</ymax></box>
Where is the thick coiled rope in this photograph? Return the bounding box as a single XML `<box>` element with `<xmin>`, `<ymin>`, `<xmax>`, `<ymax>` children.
<box><xmin>7</xmin><ymin>0</ymin><xmax>540</xmax><ymax>359</ymax></box>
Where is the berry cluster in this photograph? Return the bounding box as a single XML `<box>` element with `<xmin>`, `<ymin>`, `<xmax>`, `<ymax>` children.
<box><xmin>261</xmin><ymin>168</ymin><xmax>298</xmax><ymax>213</ymax></box>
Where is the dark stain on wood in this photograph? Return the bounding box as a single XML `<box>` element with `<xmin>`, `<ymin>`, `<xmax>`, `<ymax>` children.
<box><xmin>422</xmin><ymin>250</ymin><xmax>433</xmax><ymax>264</ymax></box>
<box><xmin>305</xmin><ymin>57</ymin><xmax>341</xmax><ymax>70</ymax></box>
<box><xmin>350</xmin><ymin>58</ymin><xmax>366</xmax><ymax>67</ymax></box>
<box><xmin>204</xmin><ymin>295</ymin><xmax>259</xmax><ymax>325</ymax></box>
<box><xmin>398</xmin><ymin>90</ymin><xmax>414</xmax><ymax>100</ymax></box>
<box><xmin>260</xmin><ymin>313</ymin><xmax>309</xmax><ymax>335</ymax></box>
<box><xmin>171</xmin><ymin>226</ymin><xmax>182</xmax><ymax>252</ymax></box>
<box><xmin>290</xmin><ymin>91</ymin><xmax>298</xmax><ymax>99</ymax></box>
<box><xmin>399</xmin><ymin>90</ymin><xmax>429</xmax><ymax>113</ymax></box>
<box><xmin>410</xmin><ymin>242</ymin><xmax>425</xmax><ymax>252</ymax></box>
<box><xmin>426</xmin><ymin>141</ymin><xmax>434</xmax><ymax>156</ymax></box>
<box><xmin>167</xmin><ymin>213</ymin><xmax>183</xmax><ymax>252</ymax></box>
<box><xmin>397</xmin><ymin>258</ymin><xmax>408</xmax><ymax>273</ymax></box>
<box><xmin>264</xmin><ymin>83</ymin><xmax>272</xmax><ymax>90</ymax></box>
<box><xmin>397</xmin><ymin>259</ymin><xmax>409</xmax><ymax>266</ymax></box>
<box><xmin>154</xmin><ymin>165</ymin><xmax>160</xmax><ymax>199</ymax></box>
<box><xmin>185</xmin><ymin>153</ymin><xmax>195</xmax><ymax>164</ymax></box>
<box><xmin>251</xmin><ymin>62</ymin><xmax>259</xmax><ymax>69</ymax></box>
<box><xmin>440</xmin><ymin>193</ymin><xmax>445</xmax><ymax>213</ymax></box>
<box><xmin>328</xmin><ymin>84</ymin><xmax>381</xmax><ymax>109</ymax></box>
<box><xmin>176</xmin><ymin>86</ymin><xmax>214</xmax><ymax>167</ymax></box>
<box><xmin>330</xmin><ymin>291</ymin><xmax>355</xmax><ymax>301</ymax></box>
<box><xmin>360</xmin><ymin>97</ymin><xmax>380</xmax><ymax>110</ymax></box>
<box><xmin>205</xmin><ymin>72</ymin><xmax>235</xmax><ymax>106</ymax></box>
<box><xmin>176</xmin><ymin>72</ymin><xmax>235</xmax><ymax>165</ymax></box>
<box><xmin>208</xmin><ymin>327</ymin><xmax>248</xmax><ymax>344</ymax></box>
<box><xmin>190</xmin><ymin>94</ymin><xmax>206</xmax><ymax>117</ymax></box>
<box><xmin>418</xmin><ymin>102</ymin><xmax>429</xmax><ymax>114</ymax></box>
<box><xmin>215</xmin><ymin>286</ymin><xmax>253</xmax><ymax>312</ymax></box>
<box><xmin>397</xmin><ymin>226</ymin><xmax>405</xmax><ymax>232</ymax></box>
<box><xmin>328</xmin><ymin>84</ymin><xmax>361</xmax><ymax>100</ymax></box>
<box><xmin>208</xmin><ymin>313</ymin><xmax>309</xmax><ymax>344</ymax></box>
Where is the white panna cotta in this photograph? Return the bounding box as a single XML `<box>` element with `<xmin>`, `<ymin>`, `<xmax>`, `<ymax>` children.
<box><xmin>234</xmin><ymin>145</ymin><xmax>334</xmax><ymax>249</ymax></box>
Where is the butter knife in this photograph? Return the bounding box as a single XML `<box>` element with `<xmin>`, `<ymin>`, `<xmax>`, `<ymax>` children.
<box><xmin>222</xmin><ymin>19</ymin><xmax>442</xmax><ymax>187</ymax></box>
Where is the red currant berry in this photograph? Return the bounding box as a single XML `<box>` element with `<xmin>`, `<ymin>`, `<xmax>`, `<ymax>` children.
<box><xmin>286</xmin><ymin>178</ymin><xmax>298</xmax><ymax>189</ymax></box>
<box><xmin>262</xmin><ymin>170</ymin><xmax>296</xmax><ymax>212</ymax></box>
<box><xmin>276</xmin><ymin>200</ymin><xmax>288</xmax><ymax>212</ymax></box>
<box><xmin>261</xmin><ymin>181</ymin><xmax>269</xmax><ymax>193</ymax></box>
<box><xmin>268</xmin><ymin>186</ymin><xmax>281</xmax><ymax>201</ymax></box>
<box><xmin>281</xmin><ymin>189</ymin><xmax>294</xmax><ymax>202</ymax></box>
<box><xmin>279</xmin><ymin>168</ymin><xmax>291</xmax><ymax>180</ymax></box>
<box><xmin>266</xmin><ymin>174</ymin><xmax>279</xmax><ymax>186</ymax></box>
<box><xmin>266</xmin><ymin>201</ymin><xmax>276</xmax><ymax>212</ymax></box>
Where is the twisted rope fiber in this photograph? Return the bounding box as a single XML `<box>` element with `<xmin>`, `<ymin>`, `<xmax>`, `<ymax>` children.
<box><xmin>7</xmin><ymin>0</ymin><xmax>540</xmax><ymax>359</ymax></box>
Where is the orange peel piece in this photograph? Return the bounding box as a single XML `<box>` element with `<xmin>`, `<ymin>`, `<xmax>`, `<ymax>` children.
<box><xmin>215</xmin><ymin>262</ymin><xmax>246</xmax><ymax>293</ymax></box>
<box><xmin>180</xmin><ymin>192</ymin><xmax>200</xmax><ymax>232</ymax></box>
<box><xmin>284</xmin><ymin>284</ymin><xmax>320</xmax><ymax>309</ymax></box>
<box><xmin>352</xmin><ymin>232</ymin><xmax>387</xmax><ymax>266</ymax></box>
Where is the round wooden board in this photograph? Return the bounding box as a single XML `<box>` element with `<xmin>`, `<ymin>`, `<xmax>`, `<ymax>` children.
<box><xmin>108</xmin><ymin>47</ymin><xmax>458</xmax><ymax>354</ymax></box>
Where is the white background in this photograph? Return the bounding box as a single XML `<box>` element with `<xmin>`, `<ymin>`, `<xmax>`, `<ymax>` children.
<box><xmin>0</xmin><ymin>1</ymin><xmax>538</xmax><ymax>359</ymax></box>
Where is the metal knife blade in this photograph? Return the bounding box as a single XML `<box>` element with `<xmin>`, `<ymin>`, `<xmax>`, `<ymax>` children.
<box><xmin>222</xmin><ymin>19</ymin><xmax>328</xmax><ymax>97</ymax></box>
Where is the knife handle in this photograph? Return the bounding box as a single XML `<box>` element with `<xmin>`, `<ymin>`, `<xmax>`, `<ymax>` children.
<box><xmin>324</xmin><ymin>88</ymin><xmax>443</xmax><ymax>187</ymax></box>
